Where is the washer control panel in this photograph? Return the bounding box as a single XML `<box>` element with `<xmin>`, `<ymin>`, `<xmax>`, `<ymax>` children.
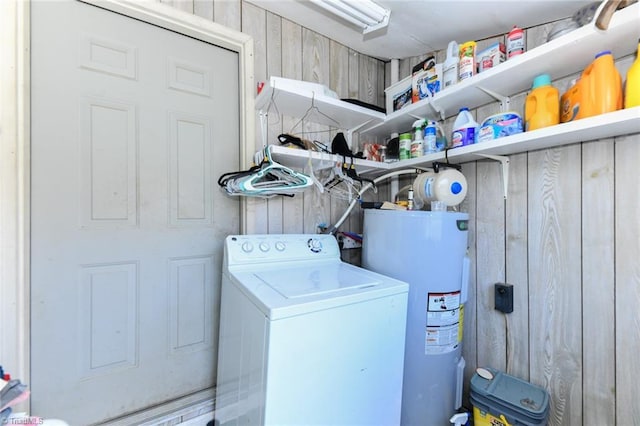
<box><xmin>225</xmin><ymin>234</ymin><xmax>340</xmax><ymax>265</ymax></box>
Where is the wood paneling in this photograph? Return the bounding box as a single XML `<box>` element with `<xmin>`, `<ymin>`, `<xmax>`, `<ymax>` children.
<box><xmin>460</xmin><ymin>161</ymin><xmax>477</xmax><ymax>393</ymax></box>
<box><xmin>615</xmin><ymin>135</ymin><xmax>640</xmax><ymax>424</ymax></box>
<box><xmin>301</xmin><ymin>27</ymin><xmax>331</xmax><ymax>234</ymax></box>
<box><xmin>582</xmin><ymin>139</ymin><xmax>615</xmax><ymax>423</ymax></box>
<box><xmin>505</xmin><ymin>153</ymin><xmax>529</xmax><ymax>381</ymax></box>
<box><xmin>266</xmin><ymin>11</ymin><xmax>284</xmax><ymax>234</ymax></box>
<box><xmin>281</xmin><ymin>18</ymin><xmax>305</xmax><ymax>234</ymax></box>
<box><xmin>240</xmin><ymin>2</ymin><xmax>268</xmax><ymax>234</ymax></box>
<box><xmin>528</xmin><ymin>145</ymin><xmax>583</xmax><ymax>425</ymax></box>
<box><xmin>329</xmin><ymin>40</ymin><xmax>351</xmax><ymax>239</ymax></box>
<box><xmin>213</xmin><ymin>0</ymin><xmax>240</xmax><ymax>30</ymax></box>
<box><xmin>475</xmin><ymin>159</ymin><xmax>506</xmax><ymax>370</ymax></box>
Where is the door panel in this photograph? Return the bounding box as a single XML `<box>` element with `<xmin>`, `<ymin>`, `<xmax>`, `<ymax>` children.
<box><xmin>30</xmin><ymin>1</ymin><xmax>240</xmax><ymax>423</ymax></box>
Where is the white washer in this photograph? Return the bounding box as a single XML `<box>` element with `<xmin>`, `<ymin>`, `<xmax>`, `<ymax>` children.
<box><xmin>215</xmin><ymin>234</ymin><xmax>409</xmax><ymax>426</ymax></box>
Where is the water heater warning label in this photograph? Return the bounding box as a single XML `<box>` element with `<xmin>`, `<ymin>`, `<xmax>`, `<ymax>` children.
<box><xmin>425</xmin><ymin>291</ymin><xmax>461</xmax><ymax>354</ymax></box>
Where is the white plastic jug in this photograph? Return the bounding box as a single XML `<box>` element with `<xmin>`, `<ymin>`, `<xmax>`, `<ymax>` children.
<box><xmin>443</xmin><ymin>41</ymin><xmax>459</xmax><ymax>89</ymax></box>
<box><xmin>413</xmin><ymin>168</ymin><xmax>468</xmax><ymax>208</ymax></box>
<box><xmin>451</xmin><ymin>107</ymin><xmax>478</xmax><ymax>148</ymax></box>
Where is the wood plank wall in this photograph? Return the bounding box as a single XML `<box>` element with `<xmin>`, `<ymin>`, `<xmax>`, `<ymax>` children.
<box><xmin>160</xmin><ymin>2</ymin><xmax>639</xmax><ymax>424</ymax></box>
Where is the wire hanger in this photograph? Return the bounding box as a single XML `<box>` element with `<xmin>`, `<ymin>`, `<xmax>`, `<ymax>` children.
<box><xmin>259</xmin><ymin>81</ymin><xmax>282</xmax><ymax>148</ymax></box>
<box><xmin>289</xmin><ymin>91</ymin><xmax>340</xmax><ymax>134</ymax></box>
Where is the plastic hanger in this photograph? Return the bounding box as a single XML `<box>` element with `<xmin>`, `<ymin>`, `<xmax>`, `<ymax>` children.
<box><xmin>218</xmin><ymin>146</ymin><xmax>313</xmax><ymax>198</ymax></box>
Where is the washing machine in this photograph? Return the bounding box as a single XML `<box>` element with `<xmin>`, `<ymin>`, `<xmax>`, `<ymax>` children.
<box><xmin>215</xmin><ymin>234</ymin><xmax>409</xmax><ymax>426</ymax></box>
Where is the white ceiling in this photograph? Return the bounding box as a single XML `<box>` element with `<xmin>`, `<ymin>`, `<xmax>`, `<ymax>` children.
<box><xmin>246</xmin><ymin>0</ymin><xmax>598</xmax><ymax>60</ymax></box>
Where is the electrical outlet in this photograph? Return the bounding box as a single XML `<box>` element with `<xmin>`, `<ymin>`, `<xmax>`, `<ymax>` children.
<box><xmin>495</xmin><ymin>283</ymin><xmax>514</xmax><ymax>313</ymax></box>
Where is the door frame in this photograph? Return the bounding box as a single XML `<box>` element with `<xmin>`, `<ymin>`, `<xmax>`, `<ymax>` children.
<box><xmin>0</xmin><ymin>0</ymin><xmax>254</xmax><ymax>412</ymax></box>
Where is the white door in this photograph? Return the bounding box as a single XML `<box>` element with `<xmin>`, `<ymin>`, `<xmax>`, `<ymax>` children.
<box><xmin>30</xmin><ymin>1</ymin><xmax>240</xmax><ymax>423</ymax></box>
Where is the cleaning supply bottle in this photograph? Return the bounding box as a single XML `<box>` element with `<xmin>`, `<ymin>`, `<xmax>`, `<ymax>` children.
<box><xmin>626</xmin><ymin>39</ymin><xmax>640</xmax><ymax>108</ymax></box>
<box><xmin>435</xmin><ymin>123</ymin><xmax>448</xmax><ymax>152</ymax></box>
<box><xmin>399</xmin><ymin>132</ymin><xmax>412</xmax><ymax>160</ymax></box>
<box><xmin>411</xmin><ymin>119</ymin><xmax>426</xmax><ymax>158</ymax></box>
<box><xmin>413</xmin><ymin>168</ymin><xmax>468</xmax><ymax>207</ymax></box>
<box><xmin>451</xmin><ymin>108</ymin><xmax>478</xmax><ymax>148</ymax></box>
<box><xmin>423</xmin><ymin>121</ymin><xmax>438</xmax><ymax>154</ymax></box>
<box><xmin>507</xmin><ymin>25</ymin><xmax>525</xmax><ymax>58</ymax></box>
<box><xmin>560</xmin><ymin>77</ymin><xmax>583</xmax><ymax>123</ymax></box>
<box><xmin>443</xmin><ymin>41</ymin><xmax>459</xmax><ymax>89</ymax></box>
<box><xmin>624</xmin><ymin>40</ymin><xmax>640</xmax><ymax>108</ymax></box>
<box><xmin>580</xmin><ymin>50</ymin><xmax>622</xmax><ymax>118</ymax></box>
<box><xmin>525</xmin><ymin>74</ymin><xmax>559</xmax><ymax>131</ymax></box>
<box><xmin>458</xmin><ymin>41</ymin><xmax>476</xmax><ymax>82</ymax></box>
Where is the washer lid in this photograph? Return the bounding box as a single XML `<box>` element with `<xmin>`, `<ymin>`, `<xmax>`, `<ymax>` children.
<box><xmin>256</xmin><ymin>263</ymin><xmax>378</xmax><ymax>298</ymax></box>
<box><xmin>227</xmin><ymin>260</ymin><xmax>408</xmax><ymax>320</ymax></box>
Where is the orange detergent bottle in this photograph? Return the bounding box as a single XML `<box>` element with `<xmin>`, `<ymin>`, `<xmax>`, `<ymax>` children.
<box><xmin>561</xmin><ymin>51</ymin><xmax>623</xmax><ymax>122</ymax></box>
<box><xmin>560</xmin><ymin>78</ymin><xmax>583</xmax><ymax>122</ymax></box>
<box><xmin>580</xmin><ymin>50</ymin><xmax>622</xmax><ymax>118</ymax></box>
<box><xmin>525</xmin><ymin>74</ymin><xmax>559</xmax><ymax>131</ymax></box>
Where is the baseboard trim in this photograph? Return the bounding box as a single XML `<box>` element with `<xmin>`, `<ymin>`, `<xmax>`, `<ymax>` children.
<box><xmin>98</xmin><ymin>388</ymin><xmax>214</xmax><ymax>426</ymax></box>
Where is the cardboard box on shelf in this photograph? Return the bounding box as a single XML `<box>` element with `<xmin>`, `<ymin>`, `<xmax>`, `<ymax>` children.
<box><xmin>412</xmin><ymin>56</ymin><xmax>442</xmax><ymax>103</ymax></box>
<box><xmin>477</xmin><ymin>42</ymin><xmax>506</xmax><ymax>73</ymax></box>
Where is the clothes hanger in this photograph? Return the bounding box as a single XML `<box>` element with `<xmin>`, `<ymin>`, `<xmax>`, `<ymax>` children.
<box><xmin>218</xmin><ymin>146</ymin><xmax>313</xmax><ymax>198</ymax></box>
<box><xmin>259</xmin><ymin>85</ymin><xmax>282</xmax><ymax>148</ymax></box>
<box><xmin>288</xmin><ymin>92</ymin><xmax>340</xmax><ymax>134</ymax></box>
<box><xmin>320</xmin><ymin>155</ymin><xmax>362</xmax><ymax>201</ymax></box>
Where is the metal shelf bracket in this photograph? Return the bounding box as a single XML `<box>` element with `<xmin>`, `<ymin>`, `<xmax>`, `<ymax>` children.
<box><xmin>476</xmin><ymin>153</ymin><xmax>510</xmax><ymax>199</ymax></box>
<box><xmin>428</xmin><ymin>99</ymin><xmax>446</xmax><ymax>121</ymax></box>
<box><xmin>259</xmin><ymin>109</ymin><xmax>268</xmax><ymax>148</ymax></box>
<box><xmin>476</xmin><ymin>86</ymin><xmax>511</xmax><ymax>112</ymax></box>
<box><xmin>346</xmin><ymin>118</ymin><xmax>374</xmax><ymax>149</ymax></box>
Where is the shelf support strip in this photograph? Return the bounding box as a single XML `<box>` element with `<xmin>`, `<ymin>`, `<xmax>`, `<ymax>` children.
<box><xmin>476</xmin><ymin>86</ymin><xmax>511</xmax><ymax>112</ymax></box>
<box><xmin>475</xmin><ymin>153</ymin><xmax>510</xmax><ymax>199</ymax></box>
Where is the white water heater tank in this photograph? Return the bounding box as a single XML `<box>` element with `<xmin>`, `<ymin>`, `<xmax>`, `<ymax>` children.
<box><xmin>362</xmin><ymin>210</ymin><xmax>470</xmax><ymax>426</ymax></box>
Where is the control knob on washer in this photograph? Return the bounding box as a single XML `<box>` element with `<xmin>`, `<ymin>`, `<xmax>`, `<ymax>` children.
<box><xmin>275</xmin><ymin>241</ymin><xmax>286</xmax><ymax>251</ymax></box>
<box><xmin>259</xmin><ymin>242</ymin><xmax>270</xmax><ymax>252</ymax></box>
<box><xmin>307</xmin><ymin>238</ymin><xmax>323</xmax><ymax>253</ymax></box>
<box><xmin>241</xmin><ymin>242</ymin><xmax>254</xmax><ymax>253</ymax></box>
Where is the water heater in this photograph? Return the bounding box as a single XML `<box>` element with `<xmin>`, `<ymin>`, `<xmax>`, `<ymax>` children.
<box><xmin>362</xmin><ymin>209</ymin><xmax>469</xmax><ymax>426</ymax></box>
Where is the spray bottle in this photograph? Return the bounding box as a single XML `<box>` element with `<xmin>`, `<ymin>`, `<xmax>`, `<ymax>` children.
<box><xmin>424</xmin><ymin>121</ymin><xmax>438</xmax><ymax>154</ymax></box>
<box><xmin>411</xmin><ymin>119</ymin><xmax>426</xmax><ymax>158</ymax></box>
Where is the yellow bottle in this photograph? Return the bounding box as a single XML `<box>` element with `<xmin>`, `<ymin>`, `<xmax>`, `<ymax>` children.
<box><xmin>625</xmin><ymin>39</ymin><xmax>640</xmax><ymax>109</ymax></box>
<box><xmin>580</xmin><ymin>50</ymin><xmax>622</xmax><ymax>118</ymax></box>
<box><xmin>525</xmin><ymin>74</ymin><xmax>559</xmax><ymax>131</ymax></box>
